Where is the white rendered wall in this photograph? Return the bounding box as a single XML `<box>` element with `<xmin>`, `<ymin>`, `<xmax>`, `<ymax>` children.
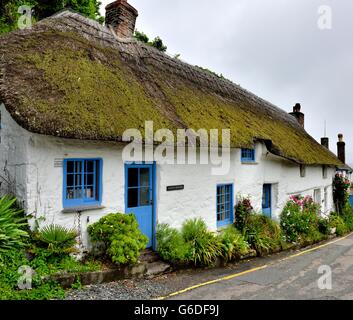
<box><xmin>0</xmin><ymin>105</ymin><xmax>336</xmax><ymax>248</ymax></box>
<box><xmin>0</xmin><ymin>104</ymin><xmax>29</xmax><ymax>205</ymax></box>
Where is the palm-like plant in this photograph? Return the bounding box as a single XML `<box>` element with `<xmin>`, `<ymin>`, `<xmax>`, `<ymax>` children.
<box><xmin>0</xmin><ymin>196</ymin><xmax>29</xmax><ymax>253</ymax></box>
<box><xmin>37</xmin><ymin>224</ymin><xmax>78</xmax><ymax>253</ymax></box>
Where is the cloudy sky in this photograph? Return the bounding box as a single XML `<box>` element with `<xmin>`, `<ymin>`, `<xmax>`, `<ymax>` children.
<box><xmin>100</xmin><ymin>0</ymin><xmax>353</xmax><ymax>164</ymax></box>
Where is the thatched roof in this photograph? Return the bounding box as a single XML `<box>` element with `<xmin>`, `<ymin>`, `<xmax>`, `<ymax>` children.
<box><xmin>0</xmin><ymin>10</ymin><xmax>342</xmax><ymax>166</ymax></box>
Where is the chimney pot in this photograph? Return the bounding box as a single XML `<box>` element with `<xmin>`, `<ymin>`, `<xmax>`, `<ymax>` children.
<box><xmin>105</xmin><ymin>0</ymin><xmax>138</xmax><ymax>38</ymax></box>
<box><xmin>321</xmin><ymin>137</ymin><xmax>329</xmax><ymax>149</ymax></box>
<box><xmin>293</xmin><ymin>103</ymin><xmax>301</xmax><ymax>113</ymax></box>
<box><xmin>289</xmin><ymin>103</ymin><xmax>305</xmax><ymax>128</ymax></box>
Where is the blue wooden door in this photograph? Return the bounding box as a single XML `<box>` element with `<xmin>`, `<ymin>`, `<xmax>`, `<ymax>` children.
<box><xmin>125</xmin><ymin>164</ymin><xmax>154</xmax><ymax>248</ymax></box>
<box><xmin>262</xmin><ymin>184</ymin><xmax>272</xmax><ymax>218</ymax></box>
<box><xmin>350</xmin><ymin>195</ymin><xmax>353</xmax><ymax>209</ymax></box>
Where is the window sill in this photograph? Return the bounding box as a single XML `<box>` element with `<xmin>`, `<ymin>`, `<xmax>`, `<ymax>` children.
<box><xmin>217</xmin><ymin>222</ymin><xmax>233</xmax><ymax>229</ymax></box>
<box><xmin>241</xmin><ymin>161</ymin><xmax>258</xmax><ymax>165</ymax></box>
<box><xmin>62</xmin><ymin>205</ymin><xmax>105</xmax><ymax>213</ymax></box>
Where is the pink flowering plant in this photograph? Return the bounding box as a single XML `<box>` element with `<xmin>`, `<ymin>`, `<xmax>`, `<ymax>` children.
<box><xmin>280</xmin><ymin>195</ymin><xmax>321</xmax><ymax>243</ymax></box>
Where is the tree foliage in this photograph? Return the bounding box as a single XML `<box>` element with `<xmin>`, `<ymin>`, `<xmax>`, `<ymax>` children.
<box><xmin>0</xmin><ymin>0</ymin><xmax>104</xmax><ymax>34</ymax></box>
<box><xmin>134</xmin><ymin>29</ymin><xmax>168</xmax><ymax>52</ymax></box>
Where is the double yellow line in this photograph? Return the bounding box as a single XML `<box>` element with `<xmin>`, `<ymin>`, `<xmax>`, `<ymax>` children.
<box><xmin>155</xmin><ymin>232</ymin><xmax>353</xmax><ymax>300</ymax></box>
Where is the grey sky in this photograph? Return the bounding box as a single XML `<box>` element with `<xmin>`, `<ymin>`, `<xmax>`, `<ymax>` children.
<box><xmin>101</xmin><ymin>0</ymin><xmax>353</xmax><ymax>164</ymax></box>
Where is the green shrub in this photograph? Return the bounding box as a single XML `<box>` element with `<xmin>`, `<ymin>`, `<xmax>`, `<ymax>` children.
<box><xmin>333</xmin><ymin>174</ymin><xmax>351</xmax><ymax>214</ymax></box>
<box><xmin>342</xmin><ymin>203</ymin><xmax>353</xmax><ymax>231</ymax></box>
<box><xmin>156</xmin><ymin>224</ymin><xmax>189</xmax><ymax>263</ymax></box>
<box><xmin>35</xmin><ymin>224</ymin><xmax>77</xmax><ymax>254</ymax></box>
<box><xmin>280</xmin><ymin>195</ymin><xmax>320</xmax><ymax>243</ymax></box>
<box><xmin>181</xmin><ymin>218</ymin><xmax>223</xmax><ymax>267</ymax></box>
<box><xmin>234</xmin><ymin>197</ymin><xmax>253</xmax><ymax>232</ymax></box>
<box><xmin>0</xmin><ymin>196</ymin><xmax>29</xmax><ymax>253</ymax></box>
<box><xmin>219</xmin><ymin>226</ymin><xmax>250</xmax><ymax>262</ymax></box>
<box><xmin>243</xmin><ymin>214</ymin><xmax>282</xmax><ymax>256</ymax></box>
<box><xmin>329</xmin><ymin>213</ymin><xmax>348</xmax><ymax>236</ymax></box>
<box><xmin>88</xmin><ymin>213</ymin><xmax>148</xmax><ymax>265</ymax></box>
<box><xmin>318</xmin><ymin>217</ymin><xmax>330</xmax><ymax>235</ymax></box>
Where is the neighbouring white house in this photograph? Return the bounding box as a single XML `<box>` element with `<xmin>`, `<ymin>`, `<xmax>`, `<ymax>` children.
<box><xmin>0</xmin><ymin>1</ymin><xmax>348</xmax><ymax>250</ymax></box>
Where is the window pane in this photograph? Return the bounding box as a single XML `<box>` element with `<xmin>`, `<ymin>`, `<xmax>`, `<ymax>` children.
<box><xmin>73</xmin><ymin>187</ymin><xmax>83</xmax><ymax>199</ymax></box>
<box><xmin>140</xmin><ymin>168</ymin><xmax>150</xmax><ymax>187</ymax></box>
<box><xmin>86</xmin><ymin>173</ymin><xmax>94</xmax><ymax>186</ymax></box>
<box><xmin>128</xmin><ymin>188</ymin><xmax>138</xmax><ymax>208</ymax></box>
<box><xmin>67</xmin><ymin>161</ymin><xmax>75</xmax><ymax>173</ymax></box>
<box><xmin>85</xmin><ymin>160</ymin><xmax>94</xmax><ymax>173</ymax></box>
<box><xmin>66</xmin><ymin>188</ymin><xmax>74</xmax><ymax>199</ymax></box>
<box><xmin>75</xmin><ymin>174</ymin><xmax>82</xmax><ymax>186</ymax></box>
<box><xmin>85</xmin><ymin>186</ymin><xmax>94</xmax><ymax>199</ymax></box>
<box><xmin>128</xmin><ymin>168</ymin><xmax>139</xmax><ymax>187</ymax></box>
<box><xmin>140</xmin><ymin>187</ymin><xmax>150</xmax><ymax>206</ymax></box>
<box><xmin>75</xmin><ymin>161</ymin><xmax>82</xmax><ymax>173</ymax></box>
<box><xmin>66</xmin><ymin>174</ymin><xmax>74</xmax><ymax>187</ymax></box>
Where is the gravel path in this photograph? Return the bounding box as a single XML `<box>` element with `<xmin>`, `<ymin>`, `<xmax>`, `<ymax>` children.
<box><xmin>65</xmin><ymin>276</ymin><xmax>173</xmax><ymax>300</ymax></box>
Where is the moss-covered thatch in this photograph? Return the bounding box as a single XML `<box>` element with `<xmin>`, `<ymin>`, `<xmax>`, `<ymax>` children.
<box><xmin>0</xmin><ymin>10</ymin><xmax>341</xmax><ymax>166</ymax></box>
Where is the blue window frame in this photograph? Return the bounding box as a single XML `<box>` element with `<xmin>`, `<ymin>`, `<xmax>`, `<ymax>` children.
<box><xmin>241</xmin><ymin>148</ymin><xmax>255</xmax><ymax>162</ymax></box>
<box><xmin>63</xmin><ymin>158</ymin><xmax>102</xmax><ymax>208</ymax></box>
<box><xmin>262</xmin><ymin>184</ymin><xmax>272</xmax><ymax>218</ymax></box>
<box><xmin>217</xmin><ymin>184</ymin><xmax>233</xmax><ymax>227</ymax></box>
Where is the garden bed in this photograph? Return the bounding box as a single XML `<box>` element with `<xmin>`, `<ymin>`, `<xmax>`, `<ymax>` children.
<box><xmin>47</xmin><ymin>233</ymin><xmax>341</xmax><ymax>290</ymax></box>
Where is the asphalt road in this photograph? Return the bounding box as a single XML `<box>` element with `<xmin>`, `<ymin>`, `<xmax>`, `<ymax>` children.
<box><xmin>167</xmin><ymin>234</ymin><xmax>353</xmax><ymax>300</ymax></box>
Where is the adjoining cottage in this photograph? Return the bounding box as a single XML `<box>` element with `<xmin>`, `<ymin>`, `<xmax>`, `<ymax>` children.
<box><xmin>0</xmin><ymin>1</ymin><xmax>348</xmax><ymax>249</ymax></box>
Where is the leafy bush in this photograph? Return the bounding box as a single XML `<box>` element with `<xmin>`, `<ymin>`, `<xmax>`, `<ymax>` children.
<box><xmin>134</xmin><ymin>30</ymin><xmax>149</xmax><ymax>43</ymax></box>
<box><xmin>234</xmin><ymin>197</ymin><xmax>253</xmax><ymax>232</ymax></box>
<box><xmin>329</xmin><ymin>213</ymin><xmax>348</xmax><ymax>236</ymax></box>
<box><xmin>219</xmin><ymin>226</ymin><xmax>250</xmax><ymax>262</ymax></box>
<box><xmin>333</xmin><ymin>174</ymin><xmax>351</xmax><ymax>214</ymax></box>
<box><xmin>0</xmin><ymin>196</ymin><xmax>29</xmax><ymax>253</ymax></box>
<box><xmin>341</xmin><ymin>203</ymin><xmax>353</xmax><ymax>231</ymax></box>
<box><xmin>243</xmin><ymin>214</ymin><xmax>283</xmax><ymax>256</ymax></box>
<box><xmin>36</xmin><ymin>224</ymin><xmax>77</xmax><ymax>254</ymax></box>
<box><xmin>88</xmin><ymin>213</ymin><xmax>148</xmax><ymax>265</ymax></box>
<box><xmin>318</xmin><ymin>217</ymin><xmax>331</xmax><ymax>235</ymax></box>
<box><xmin>157</xmin><ymin>218</ymin><xmax>224</xmax><ymax>267</ymax></box>
<box><xmin>280</xmin><ymin>195</ymin><xmax>320</xmax><ymax>243</ymax></box>
<box><xmin>134</xmin><ymin>30</ymin><xmax>167</xmax><ymax>52</ymax></box>
<box><xmin>181</xmin><ymin>218</ymin><xmax>223</xmax><ymax>267</ymax></box>
<box><xmin>156</xmin><ymin>224</ymin><xmax>189</xmax><ymax>264</ymax></box>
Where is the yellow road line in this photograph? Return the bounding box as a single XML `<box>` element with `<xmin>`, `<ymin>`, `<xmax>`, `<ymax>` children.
<box><xmin>155</xmin><ymin>232</ymin><xmax>353</xmax><ymax>300</ymax></box>
<box><xmin>154</xmin><ymin>265</ymin><xmax>268</xmax><ymax>300</ymax></box>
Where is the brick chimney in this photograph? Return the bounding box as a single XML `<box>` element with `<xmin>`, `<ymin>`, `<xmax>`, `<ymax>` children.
<box><xmin>337</xmin><ymin>134</ymin><xmax>346</xmax><ymax>164</ymax></box>
<box><xmin>105</xmin><ymin>0</ymin><xmax>138</xmax><ymax>38</ymax></box>
<box><xmin>321</xmin><ymin>137</ymin><xmax>329</xmax><ymax>149</ymax></box>
<box><xmin>289</xmin><ymin>103</ymin><xmax>304</xmax><ymax>128</ymax></box>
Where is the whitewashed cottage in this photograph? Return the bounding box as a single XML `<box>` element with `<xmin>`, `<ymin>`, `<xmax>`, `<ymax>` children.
<box><xmin>0</xmin><ymin>1</ymin><xmax>346</xmax><ymax>249</ymax></box>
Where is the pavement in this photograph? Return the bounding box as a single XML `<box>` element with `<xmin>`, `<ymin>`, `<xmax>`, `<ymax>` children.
<box><xmin>66</xmin><ymin>233</ymin><xmax>353</xmax><ymax>300</ymax></box>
